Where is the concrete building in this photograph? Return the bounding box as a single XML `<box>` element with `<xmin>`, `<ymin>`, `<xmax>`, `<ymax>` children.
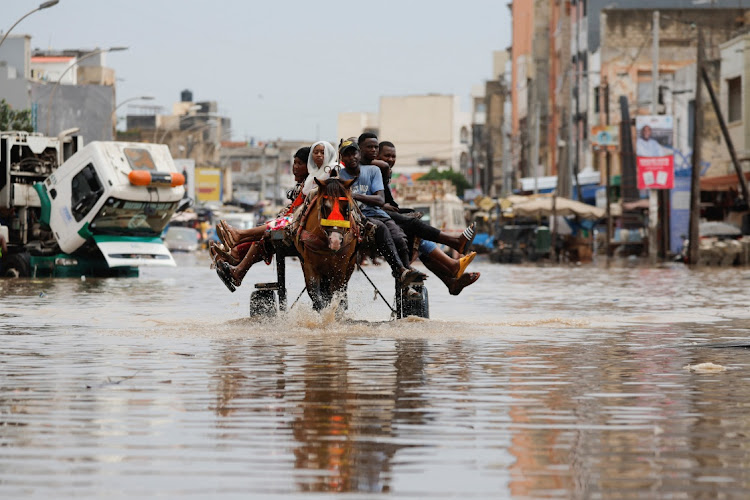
<box><xmin>337</xmin><ymin>94</ymin><xmax>471</xmax><ymax>172</ymax></box>
<box><xmin>0</xmin><ymin>35</ymin><xmax>32</xmax><ymax>111</ymax></box>
<box><xmin>220</xmin><ymin>140</ymin><xmax>310</xmax><ymax>205</ymax></box>
<box><xmin>510</xmin><ymin>0</ymin><xmax>553</xmax><ymax>189</ymax></box>
<box><xmin>379</xmin><ymin>95</ymin><xmax>470</xmax><ymax>170</ymax></box>
<box><xmin>123</xmin><ymin>91</ymin><xmax>232</xmax><ymax>170</ymax></box>
<box><xmin>336</xmin><ymin>112</ymin><xmax>378</xmax><ymax>143</ymax></box>
<box><xmin>549</xmin><ymin>0</ymin><xmax>572</xmax><ymax>197</ymax></box>
<box><xmin>720</xmin><ymin>33</ymin><xmax>750</xmax><ymax>168</ymax></box>
<box><xmin>508</xmin><ymin>0</ymin><xmax>750</xmax><ymax>198</ymax></box>
<box><xmin>469</xmin><ymin>83</ymin><xmax>487</xmax><ymax>190</ymax></box>
<box><xmin>599</xmin><ymin>7</ymin><xmax>750</xmax><ymax>180</ymax></box>
<box><xmin>0</xmin><ymin>35</ymin><xmax>119</xmax><ymax>141</ymax></box>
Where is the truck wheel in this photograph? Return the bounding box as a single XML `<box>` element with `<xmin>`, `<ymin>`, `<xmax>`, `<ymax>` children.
<box><xmin>4</xmin><ymin>252</ymin><xmax>30</xmax><ymax>278</ymax></box>
<box><xmin>249</xmin><ymin>290</ymin><xmax>277</xmax><ymax>317</ymax></box>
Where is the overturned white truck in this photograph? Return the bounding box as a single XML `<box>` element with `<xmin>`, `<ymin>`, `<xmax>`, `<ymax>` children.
<box><xmin>0</xmin><ymin>131</ymin><xmax>186</xmax><ymax>277</ymax></box>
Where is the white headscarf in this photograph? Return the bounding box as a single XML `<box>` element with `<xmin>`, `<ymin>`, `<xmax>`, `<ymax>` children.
<box><xmin>302</xmin><ymin>140</ymin><xmax>337</xmax><ymax>195</ymax></box>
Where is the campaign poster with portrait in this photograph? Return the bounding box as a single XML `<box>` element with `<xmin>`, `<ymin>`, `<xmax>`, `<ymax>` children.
<box><xmin>636</xmin><ymin>115</ymin><xmax>674</xmax><ymax>189</ymax></box>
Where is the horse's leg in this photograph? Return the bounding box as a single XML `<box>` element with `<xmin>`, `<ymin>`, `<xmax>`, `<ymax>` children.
<box><xmin>302</xmin><ymin>264</ymin><xmax>325</xmax><ymax>312</ymax></box>
<box><xmin>320</xmin><ymin>277</ymin><xmax>334</xmax><ymax>310</ymax></box>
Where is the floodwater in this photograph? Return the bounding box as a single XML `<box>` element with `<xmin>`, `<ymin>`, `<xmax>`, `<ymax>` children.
<box><xmin>2</xmin><ymin>253</ymin><xmax>750</xmax><ymax>499</ymax></box>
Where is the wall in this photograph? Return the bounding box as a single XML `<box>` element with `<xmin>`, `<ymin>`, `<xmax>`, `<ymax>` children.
<box><xmin>0</xmin><ymin>35</ymin><xmax>32</xmax><ymax>111</ymax></box>
<box><xmin>511</xmin><ymin>0</ymin><xmax>533</xmax><ymax>139</ymax></box>
<box><xmin>336</xmin><ymin>112</ymin><xmax>378</xmax><ymax>142</ymax></box>
<box><xmin>77</xmin><ymin>66</ymin><xmax>115</xmax><ymax>86</ymax></box>
<box><xmin>720</xmin><ymin>33</ymin><xmax>750</xmax><ymax>159</ymax></box>
<box><xmin>378</xmin><ymin>95</ymin><xmax>456</xmax><ymax>167</ymax></box>
<box><xmin>30</xmin><ymin>56</ymin><xmax>76</xmax><ymax>84</ymax></box>
<box><xmin>32</xmin><ymin>83</ymin><xmax>115</xmax><ymax>141</ymax></box>
<box><xmin>549</xmin><ymin>0</ymin><xmax>571</xmax><ymax>181</ymax></box>
<box><xmin>0</xmin><ymin>35</ymin><xmax>31</xmax><ymax>80</ymax></box>
<box><xmin>600</xmin><ymin>8</ymin><xmax>749</xmax><ymax>178</ymax></box>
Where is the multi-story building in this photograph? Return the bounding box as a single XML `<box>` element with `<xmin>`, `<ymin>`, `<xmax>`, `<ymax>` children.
<box><xmin>337</xmin><ymin>94</ymin><xmax>471</xmax><ymax>174</ymax></box>
<box><xmin>0</xmin><ymin>35</ymin><xmax>118</xmax><ymax>141</ymax></box>
<box><xmin>220</xmin><ymin>139</ymin><xmax>309</xmax><ymax>205</ymax></box>
<box><xmin>599</xmin><ymin>7</ymin><xmax>750</xmax><ymax>178</ymax></box>
<box><xmin>512</xmin><ymin>0</ymin><xmax>750</xmax><ymax>199</ymax></box>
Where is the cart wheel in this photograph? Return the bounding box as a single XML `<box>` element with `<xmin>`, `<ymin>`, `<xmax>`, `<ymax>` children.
<box><xmin>401</xmin><ymin>284</ymin><xmax>429</xmax><ymax>319</ymax></box>
<box><xmin>249</xmin><ymin>290</ymin><xmax>277</xmax><ymax>317</ymax></box>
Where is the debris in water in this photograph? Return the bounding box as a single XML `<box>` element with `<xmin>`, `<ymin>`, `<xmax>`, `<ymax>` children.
<box><xmin>39</xmin><ymin>291</ymin><xmax>46</xmax><ymax>298</ymax></box>
<box><xmin>684</xmin><ymin>362</ymin><xmax>727</xmax><ymax>373</ymax></box>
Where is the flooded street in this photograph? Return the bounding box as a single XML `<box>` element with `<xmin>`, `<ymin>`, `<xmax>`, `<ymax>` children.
<box><xmin>3</xmin><ymin>253</ymin><xmax>750</xmax><ymax>498</ymax></box>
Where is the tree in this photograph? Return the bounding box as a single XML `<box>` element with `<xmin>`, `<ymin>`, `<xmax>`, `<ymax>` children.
<box><xmin>418</xmin><ymin>168</ymin><xmax>471</xmax><ymax>198</ymax></box>
<box><xmin>0</xmin><ymin>99</ymin><xmax>34</xmax><ymax>132</ymax></box>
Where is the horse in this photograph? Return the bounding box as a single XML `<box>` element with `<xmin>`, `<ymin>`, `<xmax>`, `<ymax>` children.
<box><xmin>294</xmin><ymin>176</ymin><xmax>360</xmax><ymax>312</ymax></box>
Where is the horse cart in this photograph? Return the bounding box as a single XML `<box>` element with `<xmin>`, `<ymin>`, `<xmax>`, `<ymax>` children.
<box><xmin>248</xmin><ymin>231</ymin><xmax>429</xmax><ymax>319</ymax></box>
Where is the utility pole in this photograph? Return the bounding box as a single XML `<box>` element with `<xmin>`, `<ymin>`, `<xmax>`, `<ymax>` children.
<box><xmin>648</xmin><ymin>10</ymin><xmax>660</xmax><ymax>264</ymax></box>
<box><xmin>688</xmin><ymin>28</ymin><xmax>704</xmax><ymax>266</ymax></box>
<box><xmin>573</xmin><ymin>1</ymin><xmax>583</xmax><ymax>202</ymax></box>
<box><xmin>604</xmin><ymin>82</ymin><xmax>612</xmax><ymax>260</ymax></box>
<box><xmin>532</xmin><ymin>84</ymin><xmax>540</xmax><ymax>194</ymax></box>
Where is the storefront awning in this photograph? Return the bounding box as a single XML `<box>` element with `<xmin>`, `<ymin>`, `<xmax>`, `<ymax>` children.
<box><xmin>700</xmin><ymin>172</ymin><xmax>750</xmax><ymax>191</ymax></box>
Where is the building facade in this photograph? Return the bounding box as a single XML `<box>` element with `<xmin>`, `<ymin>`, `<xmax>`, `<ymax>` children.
<box><xmin>337</xmin><ymin>94</ymin><xmax>471</xmax><ymax>172</ymax></box>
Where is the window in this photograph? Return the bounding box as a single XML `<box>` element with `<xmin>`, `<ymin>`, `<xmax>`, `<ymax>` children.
<box><xmin>89</xmin><ymin>198</ymin><xmax>178</xmax><ymax>236</ymax></box>
<box><xmin>728</xmin><ymin>77</ymin><xmax>742</xmax><ymax>123</ymax></box>
<box><xmin>124</xmin><ymin>148</ymin><xmax>156</xmax><ymax>170</ymax></box>
<box><xmin>637</xmin><ymin>73</ymin><xmax>653</xmax><ymax>109</ymax></box>
<box><xmin>70</xmin><ymin>163</ymin><xmax>104</xmax><ymax>222</ymax></box>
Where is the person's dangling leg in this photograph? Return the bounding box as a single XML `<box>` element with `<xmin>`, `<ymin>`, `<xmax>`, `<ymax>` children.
<box><xmin>227</xmin><ymin>242</ymin><xmax>265</xmax><ymax>286</ymax></box>
<box><xmin>371</xmin><ymin>218</ymin><xmax>405</xmax><ymax>277</ymax></box>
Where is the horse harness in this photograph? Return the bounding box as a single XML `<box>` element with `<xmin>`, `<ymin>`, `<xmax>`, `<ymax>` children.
<box><xmin>295</xmin><ymin>190</ymin><xmax>363</xmax><ymax>254</ymax></box>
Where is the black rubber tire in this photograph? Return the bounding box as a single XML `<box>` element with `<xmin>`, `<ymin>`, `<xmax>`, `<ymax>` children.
<box><xmin>249</xmin><ymin>290</ymin><xmax>277</xmax><ymax>317</ymax></box>
<box><xmin>4</xmin><ymin>252</ymin><xmax>30</xmax><ymax>278</ymax></box>
<box><xmin>401</xmin><ymin>284</ymin><xmax>429</xmax><ymax>319</ymax></box>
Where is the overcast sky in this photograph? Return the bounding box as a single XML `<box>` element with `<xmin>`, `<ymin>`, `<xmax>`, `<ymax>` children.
<box><xmin>5</xmin><ymin>0</ymin><xmax>510</xmax><ymax>142</ymax></box>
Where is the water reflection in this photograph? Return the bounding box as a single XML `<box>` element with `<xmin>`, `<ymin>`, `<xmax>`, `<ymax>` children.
<box><xmin>3</xmin><ymin>258</ymin><xmax>750</xmax><ymax>497</ymax></box>
<box><xmin>210</xmin><ymin>337</ymin><xmax>433</xmax><ymax>493</ymax></box>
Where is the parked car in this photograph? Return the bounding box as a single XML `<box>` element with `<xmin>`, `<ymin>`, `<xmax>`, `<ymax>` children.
<box><xmin>164</xmin><ymin>226</ymin><xmax>200</xmax><ymax>252</ymax></box>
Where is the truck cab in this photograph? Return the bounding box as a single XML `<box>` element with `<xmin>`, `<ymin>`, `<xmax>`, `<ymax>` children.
<box><xmin>40</xmin><ymin>142</ymin><xmax>184</xmax><ymax>269</ymax></box>
<box><xmin>1</xmin><ymin>132</ymin><xmax>185</xmax><ymax>277</ymax></box>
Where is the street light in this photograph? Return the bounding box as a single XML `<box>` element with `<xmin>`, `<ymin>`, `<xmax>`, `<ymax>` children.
<box><xmin>45</xmin><ymin>46</ymin><xmax>128</xmax><ymax>135</ymax></box>
<box><xmin>0</xmin><ymin>1</ymin><xmax>60</xmax><ymax>51</ymax></box>
<box><xmin>113</xmin><ymin>95</ymin><xmax>154</xmax><ymax>113</ymax></box>
<box><xmin>110</xmin><ymin>95</ymin><xmax>154</xmax><ymax>138</ymax></box>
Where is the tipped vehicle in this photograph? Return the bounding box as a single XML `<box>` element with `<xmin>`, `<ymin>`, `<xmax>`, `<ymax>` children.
<box><xmin>1</xmin><ymin>131</ymin><xmax>186</xmax><ymax>277</ymax></box>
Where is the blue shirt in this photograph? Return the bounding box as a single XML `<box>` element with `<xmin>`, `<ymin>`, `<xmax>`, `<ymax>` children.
<box><xmin>338</xmin><ymin>165</ymin><xmax>390</xmax><ymax>218</ymax></box>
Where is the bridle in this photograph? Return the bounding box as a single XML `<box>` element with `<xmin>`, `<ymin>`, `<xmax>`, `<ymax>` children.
<box><xmin>319</xmin><ymin>194</ymin><xmax>351</xmax><ymax>230</ymax></box>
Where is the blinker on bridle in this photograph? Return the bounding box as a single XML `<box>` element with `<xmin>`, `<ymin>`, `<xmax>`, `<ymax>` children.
<box><xmin>320</xmin><ymin>195</ymin><xmax>351</xmax><ymax>228</ymax></box>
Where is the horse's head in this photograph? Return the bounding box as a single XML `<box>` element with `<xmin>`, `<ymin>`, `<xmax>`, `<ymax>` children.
<box><xmin>314</xmin><ymin>177</ymin><xmax>356</xmax><ymax>251</ymax></box>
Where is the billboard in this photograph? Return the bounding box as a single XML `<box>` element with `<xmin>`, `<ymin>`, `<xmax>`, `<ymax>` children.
<box><xmin>590</xmin><ymin>125</ymin><xmax>619</xmax><ymax>148</ymax></box>
<box><xmin>195</xmin><ymin>168</ymin><xmax>222</xmax><ymax>202</ymax></box>
<box><xmin>636</xmin><ymin>115</ymin><xmax>674</xmax><ymax>189</ymax></box>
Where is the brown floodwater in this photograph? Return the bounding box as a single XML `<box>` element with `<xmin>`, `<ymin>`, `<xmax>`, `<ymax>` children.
<box><xmin>2</xmin><ymin>252</ymin><xmax>750</xmax><ymax>498</ymax></box>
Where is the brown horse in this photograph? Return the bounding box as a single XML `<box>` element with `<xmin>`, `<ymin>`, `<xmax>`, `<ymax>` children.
<box><xmin>294</xmin><ymin>176</ymin><xmax>360</xmax><ymax>311</ymax></box>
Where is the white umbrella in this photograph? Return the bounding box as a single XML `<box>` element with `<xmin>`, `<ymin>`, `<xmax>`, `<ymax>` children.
<box><xmin>513</xmin><ymin>196</ymin><xmax>604</xmax><ymax>220</ymax></box>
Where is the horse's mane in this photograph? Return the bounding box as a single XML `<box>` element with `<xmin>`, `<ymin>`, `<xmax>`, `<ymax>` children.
<box><xmin>321</xmin><ymin>178</ymin><xmax>350</xmax><ymax>199</ymax></box>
